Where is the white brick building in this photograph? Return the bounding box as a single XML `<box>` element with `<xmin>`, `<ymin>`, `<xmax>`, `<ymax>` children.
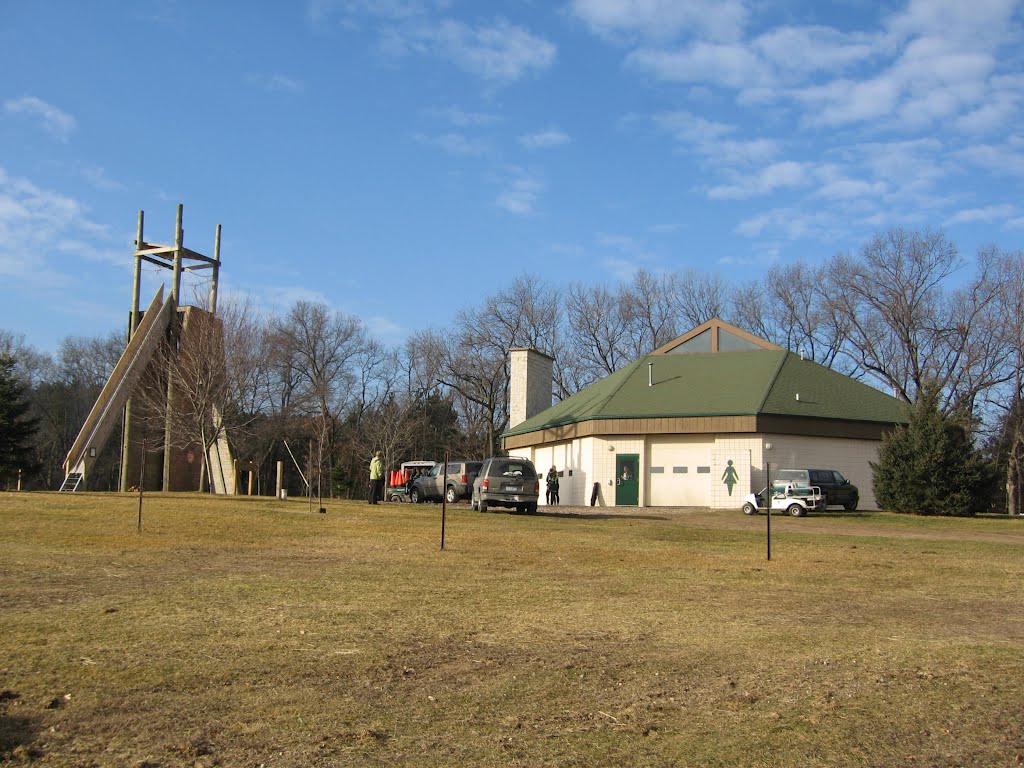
<box><xmin>503</xmin><ymin>319</ymin><xmax>907</xmax><ymax>510</ymax></box>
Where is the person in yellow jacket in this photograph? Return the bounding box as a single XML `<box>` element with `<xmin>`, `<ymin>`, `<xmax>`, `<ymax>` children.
<box><xmin>368</xmin><ymin>450</ymin><xmax>384</xmax><ymax>504</ymax></box>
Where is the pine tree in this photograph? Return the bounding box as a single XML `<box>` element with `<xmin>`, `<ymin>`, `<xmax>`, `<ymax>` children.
<box><xmin>871</xmin><ymin>383</ymin><xmax>995</xmax><ymax>515</ymax></box>
<box><xmin>0</xmin><ymin>354</ymin><xmax>39</xmax><ymax>486</ymax></box>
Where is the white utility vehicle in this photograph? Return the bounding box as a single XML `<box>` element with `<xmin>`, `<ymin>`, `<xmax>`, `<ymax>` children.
<box><xmin>741</xmin><ymin>481</ymin><xmax>825</xmax><ymax>518</ymax></box>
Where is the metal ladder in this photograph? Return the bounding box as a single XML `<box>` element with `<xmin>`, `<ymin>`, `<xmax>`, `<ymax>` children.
<box><xmin>59</xmin><ymin>472</ymin><xmax>83</xmax><ymax>492</ymax></box>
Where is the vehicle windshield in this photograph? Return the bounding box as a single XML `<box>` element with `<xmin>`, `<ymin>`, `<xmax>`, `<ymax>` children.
<box><xmin>834</xmin><ymin>471</ymin><xmax>847</xmax><ymax>483</ymax></box>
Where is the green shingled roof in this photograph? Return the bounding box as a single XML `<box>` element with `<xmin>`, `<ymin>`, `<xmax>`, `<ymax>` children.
<box><xmin>503</xmin><ymin>349</ymin><xmax>908</xmax><ymax>438</ymax></box>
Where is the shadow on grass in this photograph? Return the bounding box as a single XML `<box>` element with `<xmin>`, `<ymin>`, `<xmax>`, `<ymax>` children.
<box><xmin>0</xmin><ymin>692</ymin><xmax>42</xmax><ymax>761</ymax></box>
<box><xmin>526</xmin><ymin>509</ymin><xmax>669</xmax><ymax>521</ymax></box>
<box><xmin>817</xmin><ymin>510</ymin><xmax>878</xmax><ymax>519</ymax></box>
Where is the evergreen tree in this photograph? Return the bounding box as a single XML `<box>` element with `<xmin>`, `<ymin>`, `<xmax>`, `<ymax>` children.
<box><xmin>0</xmin><ymin>354</ymin><xmax>40</xmax><ymax>487</ymax></box>
<box><xmin>872</xmin><ymin>383</ymin><xmax>995</xmax><ymax>515</ymax></box>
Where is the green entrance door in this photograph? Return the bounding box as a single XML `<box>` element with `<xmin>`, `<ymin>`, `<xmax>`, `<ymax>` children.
<box><xmin>615</xmin><ymin>454</ymin><xmax>640</xmax><ymax>506</ymax></box>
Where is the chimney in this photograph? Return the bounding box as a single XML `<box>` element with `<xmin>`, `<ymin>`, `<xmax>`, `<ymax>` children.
<box><xmin>509</xmin><ymin>348</ymin><xmax>554</xmax><ymax>429</ymax></box>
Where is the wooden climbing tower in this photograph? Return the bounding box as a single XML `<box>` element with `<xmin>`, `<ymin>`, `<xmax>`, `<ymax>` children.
<box><xmin>62</xmin><ymin>205</ymin><xmax>236</xmax><ymax>494</ymax></box>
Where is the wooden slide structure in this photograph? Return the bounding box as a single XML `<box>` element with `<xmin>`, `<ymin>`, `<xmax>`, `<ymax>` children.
<box><xmin>60</xmin><ymin>286</ymin><xmax>174</xmax><ymax>491</ymax></box>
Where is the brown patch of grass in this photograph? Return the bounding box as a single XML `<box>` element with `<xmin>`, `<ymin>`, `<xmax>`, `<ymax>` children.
<box><xmin>1</xmin><ymin>492</ymin><xmax>1023</xmax><ymax>766</ymax></box>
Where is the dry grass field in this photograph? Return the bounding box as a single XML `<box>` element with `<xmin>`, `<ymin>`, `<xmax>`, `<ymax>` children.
<box><xmin>1</xmin><ymin>492</ymin><xmax>1023</xmax><ymax>767</ymax></box>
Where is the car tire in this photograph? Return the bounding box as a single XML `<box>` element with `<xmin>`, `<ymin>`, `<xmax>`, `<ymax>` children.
<box><xmin>479</xmin><ymin>499</ymin><xmax>489</xmax><ymax>513</ymax></box>
<box><xmin>410</xmin><ymin>488</ymin><xmax>421</xmax><ymax>504</ymax></box>
<box><xmin>524</xmin><ymin>502</ymin><xmax>537</xmax><ymax>514</ymax></box>
<box><xmin>390</xmin><ymin>494</ymin><xmax>401</xmax><ymax>503</ymax></box>
<box><xmin>844</xmin><ymin>498</ymin><xmax>858</xmax><ymax>511</ymax></box>
<box><xmin>470</xmin><ymin>497</ymin><xmax>478</xmax><ymax>511</ymax></box>
<box><xmin>787</xmin><ymin>503</ymin><xmax>806</xmax><ymax>517</ymax></box>
<box><xmin>445</xmin><ymin>486</ymin><xmax>458</xmax><ymax>505</ymax></box>
<box><xmin>742</xmin><ymin>502</ymin><xmax>757</xmax><ymax>515</ymax></box>
<box><xmin>820</xmin><ymin>494</ymin><xmax>829</xmax><ymax>509</ymax></box>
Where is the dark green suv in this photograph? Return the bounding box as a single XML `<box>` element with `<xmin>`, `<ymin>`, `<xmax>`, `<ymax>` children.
<box><xmin>775</xmin><ymin>469</ymin><xmax>859</xmax><ymax>511</ymax></box>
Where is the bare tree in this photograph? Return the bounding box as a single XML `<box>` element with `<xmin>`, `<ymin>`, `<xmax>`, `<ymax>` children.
<box><xmin>164</xmin><ymin>308</ymin><xmax>234</xmax><ymax>492</ymax></box>
<box><xmin>409</xmin><ymin>325</ymin><xmax>506</xmax><ymax>457</ymax></box>
<box><xmin>30</xmin><ymin>332</ymin><xmax>124</xmax><ymax>489</ymax></box>
<box><xmin>564</xmin><ymin>282</ymin><xmax>628</xmax><ymax>389</ymax></box>
<box><xmin>677</xmin><ymin>269</ymin><xmax>728</xmax><ymax>328</ymax></box>
<box><xmin>826</xmin><ymin>228</ymin><xmax>972</xmax><ymax>404</ymax></box>
<box><xmin>731</xmin><ymin>263</ymin><xmax>848</xmax><ymax>370</ymax></box>
<box><xmin>981</xmin><ymin>247</ymin><xmax>1024</xmax><ymax>514</ymax></box>
<box><xmin>620</xmin><ymin>269</ymin><xmax>682</xmax><ymax>357</ymax></box>
<box><xmin>269</xmin><ymin>300</ymin><xmax>373</xmax><ymax>496</ymax></box>
<box><xmin>407</xmin><ymin>276</ymin><xmax>565</xmax><ymax>457</ymax></box>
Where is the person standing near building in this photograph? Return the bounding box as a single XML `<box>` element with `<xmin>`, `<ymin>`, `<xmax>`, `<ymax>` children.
<box><xmin>546</xmin><ymin>465</ymin><xmax>560</xmax><ymax>505</ymax></box>
<box><xmin>368</xmin><ymin>451</ymin><xmax>384</xmax><ymax>505</ymax></box>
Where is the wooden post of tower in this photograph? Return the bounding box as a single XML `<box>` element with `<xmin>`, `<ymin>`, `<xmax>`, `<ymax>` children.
<box><xmin>209</xmin><ymin>224</ymin><xmax>221</xmax><ymax>315</ymax></box>
<box><xmin>162</xmin><ymin>204</ymin><xmax>184</xmax><ymax>492</ymax></box>
<box><xmin>120</xmin><ymin>210</ymin><xmax>146</xmax><ymax>492</ymax></box>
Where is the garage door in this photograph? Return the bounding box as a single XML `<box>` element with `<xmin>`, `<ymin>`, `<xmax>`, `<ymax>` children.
<box><xmin>647</xmin><ymin>437</ymin><xmax>714</xmax><ymax>506</ymax></box>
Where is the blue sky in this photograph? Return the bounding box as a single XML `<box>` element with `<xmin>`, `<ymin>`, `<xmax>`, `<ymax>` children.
<box><xmin>2</xmin><ymin>0</ymin><xmax>1023</xmax><ymax>354</ymax></box>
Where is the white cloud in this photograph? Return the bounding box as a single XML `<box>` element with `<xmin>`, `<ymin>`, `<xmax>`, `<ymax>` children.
<box><xmin>427</xmin><ymin>106</ymin><xmax>500</xmax><ymax>127</ymax></box>
<box><xmin>627</xmin><ymin>42</ymin><xmax>766</xmax><ymax>90</ymax></box>
<box><xmin>596</xmin><ymin>0</ymin><xmax>1021</xmax><ymax>140</ymax></box>
<box><xmin>735</xmin><ymin>206</ymin><xmax>839</xmax><ymax>242</ymax></box>
<box><xmin>307</xmin><ymin>0</ymin><xmax>447</xmax><ymax>25</ymax></box>
<box><xmin>625</xmin><ymin>24</ymin><xmax>878</xmax><ymax>101</ymax></box>
<box><xmin>597</xmin><ymin>233</ymin><xmax>645</xmax><ymax>255</ymax></box>
<box><xmin>648</xmin><ymin>223</ymin><xmax>679</xmax><ymax>234</ymax></box>
<box><xmin>708</xmin><ymin>161</ymin><xmax>811</xmax><ymax>200</ymax></box>
<box><xmin>519</xmin><ymin>128</ymin><xmax>570</xmax><ymax>150</ymax></box>
<box><xmin>310</xmin><ymin>4</ymin><xmax>554</xmax><ymax>83</ymax></box>
<box><xmin>424</xmin><ymin>18</ymin><xmax>556</xmax><ymax>81</ymax></box>
<box><xmin>814</xmin><ymin>178</ymin><xmax>887</xmax><ymax>201</ymax></box>
<box><xmin>601</xmin><ymin>256</ymin><xmax>641</xmax><ymax>282</ymax></box>
<box><xmin>849</xmin><ymin>138</ymin><xmax>947</xmax><ymax>185</ymax></box>
<box><xmin>752</xmin><ymin>26</ymin><xmax>875</xmax><ymax>78</ymax></box>
<box><xmin>955</xmin><ymin>73</ymin><xmax>1024</xmax><ymax>134</ymax></box>
<box><xmin>0</xmin><ymin>168</ymin><xmax>117</xmax><ymax>289</ymax></box>
<box><xmin>259</xmin><ymin>284</ymin><xmax>332</xmax><ymax>311</ymax></box>
<box><xmin>570</xmin><ymin>0</ymin><xmax>748</xmax><ymax>43</ymax></box>
<box><xmin>651</xmin><ymin>110</ymin><xmax>733</xmax><ymax>144</ymax></box>
<box><xmin>55</xmin><ymin>238</ymin><xmax>122</xmax><ymax>267</ymax></box>
<box><xmin>797</xmin><ymin>76</ymin><xmax>902</xmax><ymax>128</ymax></box>
<box><xmin>883</xmin><ymin>0</ymin><xmax>1017</xmax><ymax>50</ymax></box>
<box><xmin>413</xmin><ymin>132</ymin><xmax>489</xmax><ymax>156</ymax></box>
<box><xmin>954</xmin><ymin>143</ymin><xmax>1024</xmax><ymax>179</ymax></box>
<box><xmin>79</xmin><ymin>164</ymin><xmax>124</xmax><ymax>192</ymax></box>
<box><xmin>364</xmin><ymin>314</ymin><xmax>406</xmax><ymax>342</ymax></box>
<box><xmin>4</xmin><ymin>96</ymin><xmax>76</xmax><ymax>141</ymax></box>
<box><xmin>945</xmin><ymin>204</ymin><xmax>1017</xmax><ymax>226</ymax></box>
<box><xmin>495</xmin><ymin>167</ymin><xmax>543</xmax><ymax>215</ymax></box>
<box><xmin>248</xmin><ymin>73</ymin><xmax>305</xmax><ymax>94</ymax></box>
<box><xmin>652</xmin><ymin>110</ymin><xmax>782</xmax><ymax>167</ymax></box>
